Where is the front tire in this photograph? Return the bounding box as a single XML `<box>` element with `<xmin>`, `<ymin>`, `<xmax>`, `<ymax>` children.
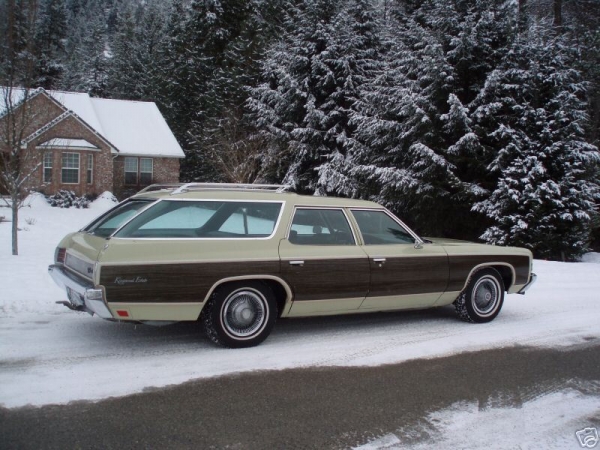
<box><xmin>454</xmin><ymin>268</ymin><xmax>505</xmax><ymax>323</ymax></box>
<box><xmin>202</xmin><ymin>281</ymin><xmax>277</xmax><ymax>348</ymax></box>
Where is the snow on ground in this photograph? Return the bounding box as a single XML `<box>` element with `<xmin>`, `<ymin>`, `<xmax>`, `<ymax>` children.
<box><xmin>0</xmin><ymin>192</ymin><xmax>117</xmax><ymax>315</ymax></box>
<box><xmin>581</xmin><ymin>252</ymin><xmax>600</xmax><ymax>264</ymax></box>
<box><xmin>355</xmin><ymin>386</ymin><xmax>600</xmax><ymax>450</ymax></box>
<box><xmin>1</xmin><ymin>195</ymin><xmax>599</xmax><ymax>420</ymax></box>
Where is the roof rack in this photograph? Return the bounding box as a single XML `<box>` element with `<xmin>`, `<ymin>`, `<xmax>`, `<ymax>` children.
<box><xmin>137</xmin><ymin>183</ymin><xmax>291</xmax><ymax>195</ymax></box>
<box><xmin>137</xmin><ymin>183</ymin><xmax>185</xmax><ymax>194</ymax></box>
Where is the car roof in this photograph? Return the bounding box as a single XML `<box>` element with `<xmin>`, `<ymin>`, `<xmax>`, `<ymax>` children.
<box><xmin>131</xmin><ymin>184</ymin><xmax>382</xmax><ymax>209</ymax></box>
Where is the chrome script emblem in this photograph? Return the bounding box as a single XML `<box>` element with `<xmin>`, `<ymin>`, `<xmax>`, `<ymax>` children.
<box><xmin>114</xmin><ymin>276</ymin><xmax>148</xmax><ymax>286</ymax></box>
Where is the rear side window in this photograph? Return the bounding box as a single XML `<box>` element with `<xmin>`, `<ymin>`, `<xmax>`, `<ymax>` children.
<box><xmin>288</xmin><ymin>209</ymin><xmax>355</xmax><ymax>246</ymax></box>
<box><xmin>114</xmin><ymin>200</ymin><xmax>283</xmax><ymax>238</ymax></box>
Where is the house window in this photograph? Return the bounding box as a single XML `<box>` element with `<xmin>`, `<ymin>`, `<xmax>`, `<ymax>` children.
<box><xmin>124</xmin><ymin>157</ymin><xmax>153</xmax><ymax>185</ymax></box>
<box><xmin>124</xmin><ymin>157</ymin><xmax>138</xmax><ymax>185</ymax></box>
<box><xmin>140</xmin><ymin>158</ymin><xmax>153</xmax><ymax>185</ymax></box>
<box><xmin>87</xmin><ymin>155</ymin><xmax>93</xmax><ymax>184</ymax></box>
<box><xmin>43</xmin><ymin>152</ymin><xmax>53</xmax><ymax>183</ymax></box>
<box><xmin>61</xmin><ymin>152</ymin><xmax>80</xmax><ymax>184</ymax></box>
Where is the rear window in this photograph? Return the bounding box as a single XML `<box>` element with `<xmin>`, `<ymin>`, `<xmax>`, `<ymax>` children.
<box><xmin>84</xmin><ymin>199</ymin><xmax>154</xmax><ymax>238</ymax></box>
<box><xmin>113</xmin><ymin>200</ymin><xmax>283</xmax><ymax>239</ymax></box>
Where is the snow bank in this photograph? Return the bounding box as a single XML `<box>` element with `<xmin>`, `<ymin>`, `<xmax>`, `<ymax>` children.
<box><xmin>581</xmin><ymin>252</ymin><xmax>600</xmax><ymax>264</ymax></box>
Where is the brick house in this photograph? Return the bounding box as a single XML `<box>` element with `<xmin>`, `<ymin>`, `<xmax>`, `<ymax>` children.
<box><xmin>1</xmin><ymin>88</ymin><xmax>184</xmax><ymax>199</ymax></box>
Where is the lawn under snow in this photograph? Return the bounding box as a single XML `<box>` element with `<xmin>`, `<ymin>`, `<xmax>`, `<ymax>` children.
<box><xmin>1</xmin><ymin>194</ymin><xmax>599</xmax><ymax>448</ymax></box>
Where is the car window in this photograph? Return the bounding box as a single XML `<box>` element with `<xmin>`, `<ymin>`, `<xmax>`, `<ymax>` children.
<box><xmin>351</xmin><ymin>210</ymin><xmax>415</xmax><ymax>245</ymax></box>
<box><xmin>289</xmin><ymin>209</ymin><xmax>355</xmax><ymax>246</ymax></box>
<box><xmin>84</xmin><ymin>199</ymin><xmax>153</xmax><ymax>237</ymax></box>
<box><xmin>218</xmin><ymin>204</ymin><xmax>282</xmax><ymax>236</ymax></box>
<box><xmin>139</xmin><ymin>202</ymin><xmax>215</xmax><ymax>230</ymax></box>
<box><xmin>114</xmin><ymin>201</ymin><xmax>282</xmax><ymax>238</ymax></box>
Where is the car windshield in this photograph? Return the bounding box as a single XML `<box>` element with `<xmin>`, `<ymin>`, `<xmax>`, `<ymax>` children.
<box><xmin>84</xmin><ymin>199</ymin><xmax>154</xmax><ymax>238</ymax></box>
<box><xmin>113</xmin><ymin>200</ymin><xmax>283</xmax><ymax>238</ymax></box>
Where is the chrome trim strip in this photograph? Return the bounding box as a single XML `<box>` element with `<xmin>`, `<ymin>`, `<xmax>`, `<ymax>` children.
<box><xmin>280</xmin><ymin>255</ymin><xmax>367</xmax><ymax>261</ymax></box>
<box><xmin>97</xmin><ymin>257</ymin><xmax>280</xmax><ymax>267</ymax></box>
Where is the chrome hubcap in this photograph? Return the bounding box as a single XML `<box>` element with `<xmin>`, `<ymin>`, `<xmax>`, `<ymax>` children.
<box><xmin>472</xmin><ymin>276</ymin><xmax>500</xmax><ymax>316</ymax></box>
<box><xmin>222</xmin><ymin>290</ymin><xmax>267</xmax><ymax>338</ymax></box>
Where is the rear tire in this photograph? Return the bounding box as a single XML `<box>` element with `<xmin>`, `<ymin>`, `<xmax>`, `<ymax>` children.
<box><xmin>454</xmin><ymin>268</ymin><xmax>505</xmax><ymax>323</ymax></box>
<box><xmin>202</xmin><ymin>281</ymin><xmax>277</xmax><ymax>348</ymax></box>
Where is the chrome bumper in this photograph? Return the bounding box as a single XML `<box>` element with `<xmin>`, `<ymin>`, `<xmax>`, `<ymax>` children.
<box><xmin>518</xmin><ymin>272</ymin><xmax>537</xmax><ymax>295</ymax></box>
<box><xmin>48</xmin><ymin>264</ymin><xmax>113</xmax><ymax>319</ymax></box>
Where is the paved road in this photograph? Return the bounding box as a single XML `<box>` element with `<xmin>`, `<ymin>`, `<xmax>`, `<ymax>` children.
<box><xmin>2</xmin><ymin>342</ymin><xmax>600</xmax><ymax>449</ymax></box>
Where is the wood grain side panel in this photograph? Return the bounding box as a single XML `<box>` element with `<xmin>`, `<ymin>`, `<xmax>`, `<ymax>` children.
<box><xmin>447</xmin><ymin>254</ymin><xmax>530</xmax><ymax>292</ymax></box>
<box><xmin>367</xmin><ymin>256</ymin><xmax>449</xmax><ymax>297</ymax></box>
<box><xmin>280</xmin><ymin>258</ymin><xmax>370</xmax><ymax>301</ymax></box>
<box><xmin>100</xmin><ymin>261</ymin><xmax>280</xmax><ymax>303</ymax></box>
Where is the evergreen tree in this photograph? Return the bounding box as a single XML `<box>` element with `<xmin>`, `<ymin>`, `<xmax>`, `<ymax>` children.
<box><xmin>0</xmin><ymin>0</ymin><xmax>38</xmax><ymax>87</ymax></box>
<box><xmin>34</xmin><ymin>0</ymin><xmax>68</xmax><ymax>89</ymax></box>
<box><xmin>345</xmin><ymin>16</ymin><xmax>463</xmax><ymax>234</ymax></box>
<box><xmin>471</xmin><ymin>30</ymin><xmax>600</xmax><ymax>259</ymax></box>
<box><xmin>154</xmin><ymin>0</ymin><xmax>194</xmax><ymax>143</ymax></box>
<box><xmin>167</xmin><ymin>0</ymin><xmax>291</xmax><ymax>182</ymax></box>
<box><xmin>107</xmin><ymin>0</ymin><xmax>170</xmax><ymax>100</ymax></box>
<box><xmin>60</xmin><ymin>0</ymin><xmax>109</xmax><ymax>95</ymax></box>
<box><xmin>248</xmin><ymin>0</ymin><xmax>381</xmax><ymax>193</ymax></box>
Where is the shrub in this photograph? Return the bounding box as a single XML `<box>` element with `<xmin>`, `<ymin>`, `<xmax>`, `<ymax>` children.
<box><xmin>46</xmin><ymin>190</ymin><xmax>91</xmax><ymax>209</ymax></box>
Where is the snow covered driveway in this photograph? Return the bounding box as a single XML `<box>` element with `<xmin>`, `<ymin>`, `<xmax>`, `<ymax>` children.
<box><xmin>1</xmin><ymin>195</ymin><xmax>599</xmax><ymax>409</ymax></box>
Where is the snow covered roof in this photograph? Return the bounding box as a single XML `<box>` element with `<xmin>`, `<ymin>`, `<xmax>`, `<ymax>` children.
<box><xmin>88</xmin><ymin>97</ymin><xmax>184</xmax><ymax>158</ymax></box>
<box><xmin>48</xmin><ymin>90</ymin><xmax>185</xmax><ymax>158</ymax></box>
<box><xmin>1</xmin><ymin>87</ymin><xmax>184</xmax><ymax>158</ymax></box>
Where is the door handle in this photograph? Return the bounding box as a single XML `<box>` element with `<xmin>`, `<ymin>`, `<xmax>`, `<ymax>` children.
<box><xmin>373</xmin><ymin>258</ymin><xmax>386</xmax><ymax>267</ymax></box>
<box><xmin>289</xmin><ymin>260</ymin><xmax>305</xmax><ymax>267</ymax></box>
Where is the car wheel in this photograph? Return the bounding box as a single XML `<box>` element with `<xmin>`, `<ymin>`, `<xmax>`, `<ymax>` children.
<box><xmin>202</xmin><ymin>281</ymin><xmax>277</xmax><ymax>348</ymax></box>
<box><xmin>454</xmin><ymin>268</ymin><xmax>505</xmax><ymax>323</ymax></box>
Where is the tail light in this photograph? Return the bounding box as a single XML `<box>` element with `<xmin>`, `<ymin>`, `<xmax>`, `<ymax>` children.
<box><xmin>55</xmin><ymin>247</ymin><xmax>66</xmax><ymax>264</ymax></box>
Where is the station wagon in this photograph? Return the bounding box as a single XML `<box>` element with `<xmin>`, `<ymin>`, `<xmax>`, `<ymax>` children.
<box><xmin>49</xmin><ymin>183</ymin><xmax>536</xmax><ymax>347</ymax></box>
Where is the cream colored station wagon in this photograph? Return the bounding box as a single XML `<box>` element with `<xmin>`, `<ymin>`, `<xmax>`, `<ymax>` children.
<box><xmin>49</xmin><ymin>183</ymin><xmax>536</xmax><ymax>348</ymax></box>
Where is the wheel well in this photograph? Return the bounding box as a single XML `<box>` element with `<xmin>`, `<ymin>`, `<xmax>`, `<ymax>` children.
<box><xmin>207</xmin><ymin>278</ymin><xmax>289</xmax><ymax>318</ymax></box>
<box><xmin>490</xmin><ymin>265</ymin><xmax>513</xmax><ymax>291</ymax></box>
<box><xmin>260</xmin><ymin>279</ymin><xmax>288</xmax><ymax>318</ymax></box>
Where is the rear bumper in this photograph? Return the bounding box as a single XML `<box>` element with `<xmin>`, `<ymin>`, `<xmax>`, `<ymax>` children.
<box><xmin>518</xmin><ymin>272</ymin><xmax>537</xmax><ymax>295</ymax></box>
<box><xmin>48</xmin><ymin>264</ymin><xmax>113</xmax><ymax>319</ymax></box>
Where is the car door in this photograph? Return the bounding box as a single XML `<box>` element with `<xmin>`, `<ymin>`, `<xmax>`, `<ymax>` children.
<box><xmin>279</xmin><ymin>207</ymin><xmax>370</xmax><ymax>316</ymax></box>
<box><xmin>349</xmin><ymin>209</ymin><xmax>449</xmax><ymax>311</ymax></box>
